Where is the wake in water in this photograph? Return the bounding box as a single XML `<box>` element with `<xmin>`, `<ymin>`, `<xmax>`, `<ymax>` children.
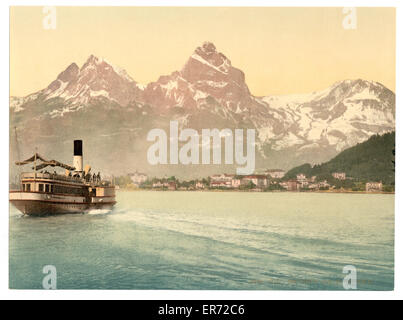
<box><xmin>87</xmin><ymin>208</ymin><xmax>113</xmax><ymax>216</ymax></box>
<box><xmin>9</xmin><ymin>191</ymin><xmax>395</xmax><ymax>290</ymax></box>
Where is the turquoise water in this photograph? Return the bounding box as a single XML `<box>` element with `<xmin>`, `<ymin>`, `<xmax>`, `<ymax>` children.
<box><xmin>9</xmin><ymin>191</ymin><xmax>394</xmax><ymax>290</ymax></box>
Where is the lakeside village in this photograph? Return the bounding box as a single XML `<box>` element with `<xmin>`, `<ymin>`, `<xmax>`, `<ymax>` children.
<box><xmin>115</xmin><ymin>169</ymin><xmax>391</xmax><ymax>193</ymax></box>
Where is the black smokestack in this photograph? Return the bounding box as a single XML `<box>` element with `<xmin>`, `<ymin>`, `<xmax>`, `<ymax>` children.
<box><xmin>74</xmin><ymin>140</ymin><xmax>83</xmax><ymax>156</ymax></box>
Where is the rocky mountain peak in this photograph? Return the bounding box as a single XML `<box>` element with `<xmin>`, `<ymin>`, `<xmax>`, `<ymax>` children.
<box><xmin>183</xmin><ymin>42</ymin><xmax>232</xmax><ymax>78</ymax></box>
<box><xmin>56</xmin><ymin>63</ymin><xmax>79</xmax><ymax>82</ymax></box>
<box><xmin>81</xmin><ymin>54</ymin><xmax>109</xmax><ymax>68</ymax></box>
<box><xmin>200</xmin><ymin>41</ymin><xmax>217</xmax><ymax>54</ymax></box>
<box><xmin>142</xmin><ymin>42</ymin><xmax>256</xmax><ymax>114</ymax></box>
<box><xmin>41</xmin><ymin>55</ymin><xmax>142</xmax><ymax>107</ymax></box>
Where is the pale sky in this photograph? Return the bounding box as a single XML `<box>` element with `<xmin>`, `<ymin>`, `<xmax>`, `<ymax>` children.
<box><xmin>10</xmin><ymin>7</ymin><xmax>395</xmax><ymax>97</ymax></box>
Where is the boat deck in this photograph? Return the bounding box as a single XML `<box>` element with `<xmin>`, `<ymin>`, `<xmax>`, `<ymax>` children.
<box><xmin>20</xmin><ymin>172</ymin><xmax>113</xmax><ymax>187</ymax></box>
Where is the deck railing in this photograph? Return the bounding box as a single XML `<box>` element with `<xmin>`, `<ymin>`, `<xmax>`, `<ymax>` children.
<box><xmin>20</xmin><ymin>172</ymin><xmax>112</xmax><ymax>186</ymax></box>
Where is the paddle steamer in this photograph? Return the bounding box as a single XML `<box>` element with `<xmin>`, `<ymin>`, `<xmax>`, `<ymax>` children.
<box><xmin>9</xmin><ymin>140</ymin><xmax>116</xmax><ymax>216</ymax></box>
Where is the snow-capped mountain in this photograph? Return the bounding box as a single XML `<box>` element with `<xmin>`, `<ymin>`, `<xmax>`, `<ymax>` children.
<box><xmin>9</xmin><ymin>42</ymin><xmax>395</xmax><ymax>175</ymax></box>
<box><xmin>143</xmin><ymin>42</ymin><xmax>264</xmax><ymax>116</ymax></box>
<box><xmin>11</xmin><ymin>55</ymin><xmax>144</xmax><ymax>117</ymax></box>
<box><xmin>259</xmin><ymin>79</ymin><xmax>395</xmax><ymax>155</ymax></box>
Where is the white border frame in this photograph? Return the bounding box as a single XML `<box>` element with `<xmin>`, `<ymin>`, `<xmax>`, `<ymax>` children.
<box><xmin>1</xmin><ymin>0</ymin><xmax>401</xmax><ymax>300</ymax></box>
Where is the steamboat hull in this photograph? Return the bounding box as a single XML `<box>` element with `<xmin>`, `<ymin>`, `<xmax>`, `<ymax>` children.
<box><xmin>10</xmin><ymin>189</ymin><xmax>116</xmax><ymax>216</ymax></box>
<box><xmin>10</xmin><ymin>199</ymin><xmax>116</xmax><ymax>216</ymax></box>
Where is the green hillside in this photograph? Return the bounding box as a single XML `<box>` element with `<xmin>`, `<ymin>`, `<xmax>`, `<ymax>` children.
<box><xmin>284</xmin><ymin>132</ymin><xmax>395</xmax><ymax>185</ymax></box>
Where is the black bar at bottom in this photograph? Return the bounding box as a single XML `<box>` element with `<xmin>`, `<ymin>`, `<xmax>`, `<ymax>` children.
<box><xmin>128</xmin><ymin>301</ymin><xmax>272</xmax><ymax>318</ymax></box>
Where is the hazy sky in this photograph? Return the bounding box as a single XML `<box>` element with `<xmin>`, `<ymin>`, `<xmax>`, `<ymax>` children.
<box><xmin>10</xmin><ymin>7</ymin><xmax>395</xmax><ymax>97</ymax></box>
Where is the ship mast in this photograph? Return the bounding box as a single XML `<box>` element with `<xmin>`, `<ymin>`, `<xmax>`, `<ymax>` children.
<box><xmin>14</xmin><ymin>127</ymin><xmax>22</xmax><ymax>187</ymax></box>
<box><xmin>34</xmin><ymin>148</ymin><xmax>37</xmax><ymax>179</ymax></box>
<box><xmin>14</xmin><ymin>127</ymin><xmax>21</xmax><ymax>163</ymax></box>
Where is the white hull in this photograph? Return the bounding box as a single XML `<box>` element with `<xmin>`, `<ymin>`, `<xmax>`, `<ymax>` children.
<box><xmin>10</xmin><ymin>191</ymin><xmax>116</xmax><ymax>216</ymax></box>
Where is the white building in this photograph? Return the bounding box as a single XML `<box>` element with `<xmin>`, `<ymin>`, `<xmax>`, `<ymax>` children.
<box><xmin>129</xmin><ymin>171</ymin><xmax>148</xmax><ymax>186</ymax></box>
<box><xmin>242</xmin><ymin>175</ymin><xmax>269</xmax><ymax>188</ymax></box>
<box><xmin>318</xmin><ymin>180</ymin><xmax>331</xmax><ymax>189</ymax></box>
<box><xmin>332</xmin><ymin>172</ymin><xmax>346</xmax><ymax>180</ymax></box>
<box><xmin>152</xmin><ymin>181</ymin><xmax>164</xmax><ymax>188</ymax></box>
<box><xmin>265</xmin><ymin>169</ymin><xmax>285</xmax><ymax>179</ymax></box>
<box><xmin>296</xmin><ymin>174</ymin><xmax>309</xmax><ymax>188</ymax></box>
<box><xmin>195</xmin><ymin>181</ymin><xmax>206</xmax><ymax>190</ymax></box>
<box><xmin>296</xmin><ymin>174</ymin><xmax>307</xmax><ymax>182</ymax></box>
<box><xmin>231</xmin><ymin>178</ymin><xmax>241</xmax><ymax>188</ymax></box>
<box><xmin>210</xmin><ymin>174</ymin><xmax>234</xmax><ymax>188</ymax></box>
<box><xmin>366</xmin><ymin>182</ymin><xmax>383</xmax><ymax>192</ymax></box>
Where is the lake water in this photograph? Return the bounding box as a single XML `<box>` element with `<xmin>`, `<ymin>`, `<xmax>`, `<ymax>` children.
<box><xmin>9</xmin><ymin>191</ymin><xmax>394</xmax><ymax>290</ymax></box>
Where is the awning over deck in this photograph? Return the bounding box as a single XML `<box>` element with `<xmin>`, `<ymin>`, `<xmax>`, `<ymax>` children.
<box><xmin>15</xmin><ymin>153</ymin><xmax>76</xmax><ymax>171</ymax></box>
<box><xmin>15</xmin><ymin>153</ymin><xmax>47</xmax><ymax>164</ymax></box>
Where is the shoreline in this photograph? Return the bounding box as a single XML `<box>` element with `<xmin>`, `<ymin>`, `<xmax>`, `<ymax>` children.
<box><xmin>116</xmin><ymin>188</ymin><xmax>395</xmax><ymax>195</ymax></box>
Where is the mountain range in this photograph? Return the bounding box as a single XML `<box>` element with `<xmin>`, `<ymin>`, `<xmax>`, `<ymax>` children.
<box><xmin>10</xmin><ymin>42</ymin><xmax>396</xmax><ymax>178</ymax></box>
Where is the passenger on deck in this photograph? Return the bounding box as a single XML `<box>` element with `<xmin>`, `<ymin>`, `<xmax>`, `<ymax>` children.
<box><xmin>85</xmin><ymin>173</ymin><xmax>91</xmax><ymax>182</ymax></box>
